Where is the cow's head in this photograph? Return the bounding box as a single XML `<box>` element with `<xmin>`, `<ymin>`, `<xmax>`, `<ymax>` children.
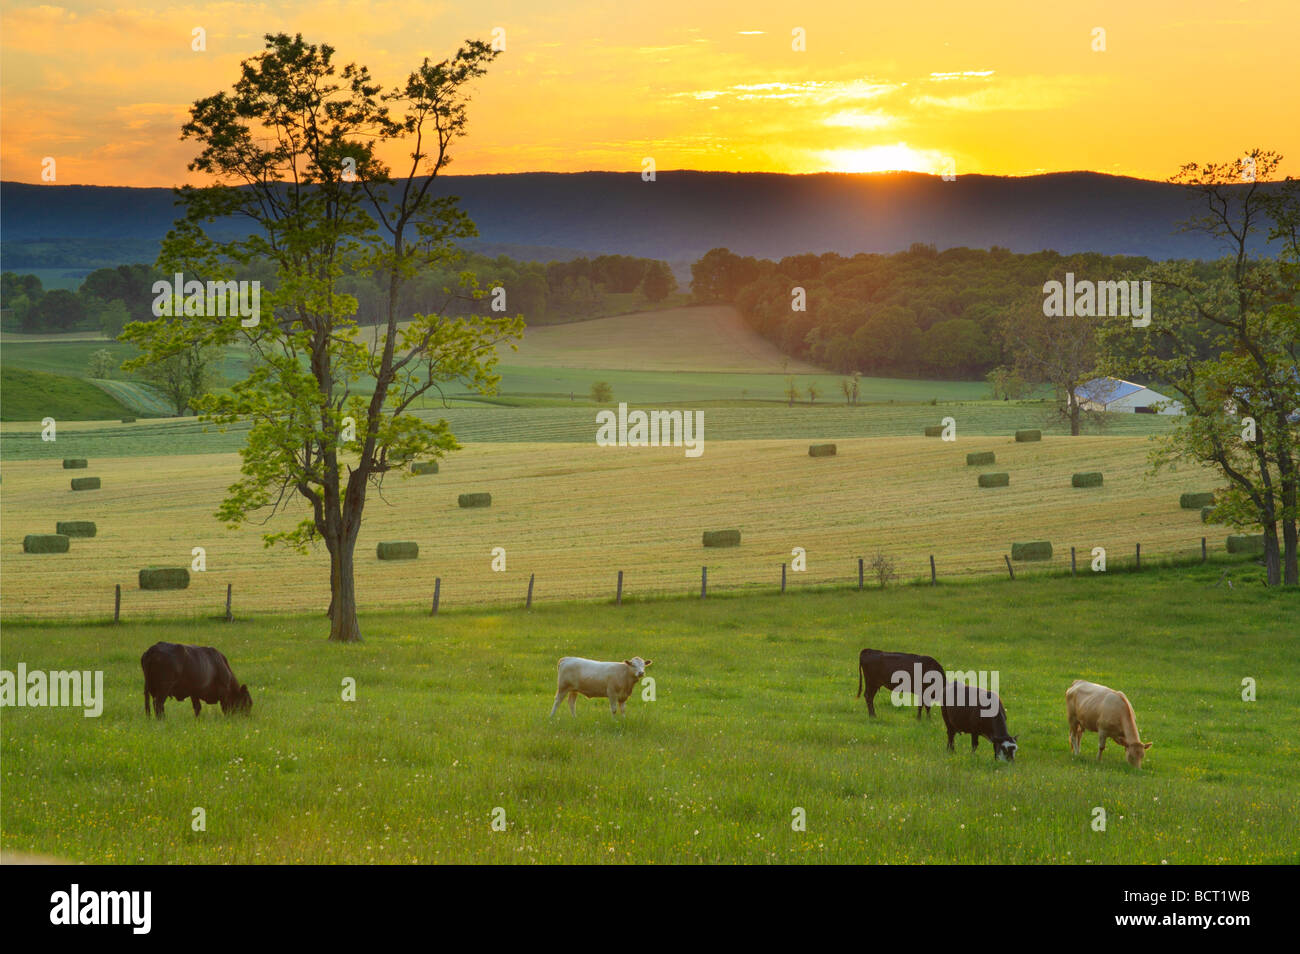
<box><xmin>222</xmin><ymin>684</ymin><xmax>253</xmax><ymax>715</ymax></box>
<box><xmin>1125</xmin><ymin>741</ymin><xmax>1152</xmax><ymax>768</ymax></box>
<box><xmin>994</xmin><ymin>735</ymin><xmax>1018</xmax><ymax>762</ymax></box>
<box><xmin>624</xmin><ymin>657</ymin><xmax>652</xmax><ymax>680</ymax></box>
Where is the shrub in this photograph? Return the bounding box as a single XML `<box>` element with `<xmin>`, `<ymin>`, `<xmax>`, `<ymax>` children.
<box><xmin>590</xmin><ymin>381</ymin><xmax>613</xmax><ymax>403</ymax></box>
<box><xmin>869</xmin><ymin>552</ymin><xmax>897</xmax><ymax>587</ymax></box>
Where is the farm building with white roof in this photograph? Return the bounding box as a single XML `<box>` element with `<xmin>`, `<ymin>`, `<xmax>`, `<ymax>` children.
<box><xmin>1075</xmin><ymin>377</ymin><xmax>1184</xmax><ymax>415</ymax></box>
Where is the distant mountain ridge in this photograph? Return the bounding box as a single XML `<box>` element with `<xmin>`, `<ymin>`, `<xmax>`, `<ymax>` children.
<box><xmin>0</xmin><ymin>171</ymin><xmax>1280</xmax><ymax>267</ymax></box>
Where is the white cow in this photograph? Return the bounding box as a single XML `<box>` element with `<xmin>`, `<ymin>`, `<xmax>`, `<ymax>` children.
<box><xmin>1066</xmin><ymin>679</ymin><xmax>1153</xmax><ymax>767</ymax></box>
<box><xmin>549</xmin><ymin>656</ymin><xmax>652</xmax><ymax>717</ymax></box>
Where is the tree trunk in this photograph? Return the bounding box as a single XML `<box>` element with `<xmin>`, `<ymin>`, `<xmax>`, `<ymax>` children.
<box><xmin>1283</xmin><ymin>515</ymin><xmax>1298</xmax><ymax>586</ymax></box>
<box><xmin>1069</xmin><ymin>399</ymin><xmax>1080</xmax><ymax>436</ymax></box>
<box><xmin>1262</xmin><ymin>524</ymin><xmax>1282</xmax><ymax>586</ymax></box>
<box><xmin>328</xmin><ymin>540</ymin><xmax>362</xmax><ymax>642</ymax></box>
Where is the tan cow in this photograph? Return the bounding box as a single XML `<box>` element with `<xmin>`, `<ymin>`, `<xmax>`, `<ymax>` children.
<box><xmin>550</xmin><ymin>656</ymin><xmax>652</xmax><ymax>717</ymax></box>
<box><xmin>1066</xmin><ymin>679</ymin><xmax>1152</xmax><ymax>767</ymax></box>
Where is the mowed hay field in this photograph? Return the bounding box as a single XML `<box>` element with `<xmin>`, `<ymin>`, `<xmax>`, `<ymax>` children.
<box><xmin>2</xmin><ymin>568</ymin><xmax>1297</xmax><ymax>864</ymax></box>
<box><xmin>2</xmin><ymin>435</ymin><xmax>1225</xmax><ymax>619</ymax></box>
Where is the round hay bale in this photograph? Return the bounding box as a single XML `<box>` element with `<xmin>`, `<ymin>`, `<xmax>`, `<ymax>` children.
<box><xmin>923</xmin><ymin>425</ymin><xmax>944</xmax><ymax>437</ymax></box>
<box><xmin>411</xmin><ymin>461</ymin><xmax>439</xmax><ymax>475</ymax></box>
<box><xmin>24</xmin><ymin>534</ymin><xmax>70</xmax><ymax>554</ymax></box>
<box><xmin>1201</xmin><ymin>506</ymin><xmax>1218</xmax><ymax>524</ymax></box>
<box><xmin>808</xmin><ymin>443</ymin><xmax>837</xmax><ymax>457</ymax></box>
<box><xmin>978</xmin><ymin>472</ymin><xmax>1009</xmax><ymax>488</ymax></box>
<box><xmin>62</xmin><ymin>459</ymin><xmax>88</xmax><ymax>469</ymax></box>
<box><xmin>458</xmin><ymin>492</ymin><xmax>492</xmax><ymax>508</ymax></box>
<box><xmin>1014</xmin><ymin>429</ymin><xmax>1041</xmax><ymax>442</ymax></box>
<box><xmin>1180</xmin><ymin>492</ymin><xmax>1215</xmax><ymax>509</ymax></box>
<box><xmin>966</xmin><ymin>451</ymin><xmax>996</xmax><ymax>466</ymax></box>
<box><xmin>56</xmin><ymin>521</ymin><xmax>97</xmax><ymax>537</ymax></box>
<box><xmin>703</xmin><ymin>529</ymin><xmax>741</xmax><ymax>547</ymax></box>
<box><xmin>1072</xmin><ymin>472</ymin><xmax>1103</xmax><ymax>488</ymax></box>
<box><xmin>139</xmin><ymin>567</ymin><xmax>190</xmax><ymax>590</ymax></box>
<box><xmin>70</xmin><ymin>477</ymin><xmax>101</xmax><ymax>491</ymax></box>
<box><xmin>377</xmin><ymin>540</ymin><xmax>419</xmax><ymax>560</ymax></box>
<box><xmin>1226</xmin><ymin>534</ymin><xmax>1265</xmax><ymax>554</ymax></box>
<box><xmin>1011</xmin><ymin>541</ymin><xmax>1053</xmax><ymax>561</ymax></box>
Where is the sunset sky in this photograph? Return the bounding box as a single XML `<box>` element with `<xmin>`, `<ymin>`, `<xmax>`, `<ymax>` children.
<box><xmin>2</xmin><ymin>0</ymin><xmax>1297</xmax><ymax>187</ymax></box>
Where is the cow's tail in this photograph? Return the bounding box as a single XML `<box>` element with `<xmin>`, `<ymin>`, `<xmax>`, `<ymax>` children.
<box><xmin>857</xmin><ymin>660</ymin><xmax>864</xmax><ymax>698</ymax></box>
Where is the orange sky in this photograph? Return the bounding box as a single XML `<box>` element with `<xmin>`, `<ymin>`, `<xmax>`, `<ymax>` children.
<box><xmin>2</xmin><ymin>0</ymin><xmax>1297</xmax><ymax>186</ymax></box>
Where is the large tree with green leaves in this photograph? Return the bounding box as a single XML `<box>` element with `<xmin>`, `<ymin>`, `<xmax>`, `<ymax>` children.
<box><xmin>1099</xmin><ymin>149</ymin><xmax>1299</xmax><ymax>586</ymax></box>
<box><xmin>122</xmin><ymin>33</ymin><xmax>522</xmax><ymax>639</ymax></box>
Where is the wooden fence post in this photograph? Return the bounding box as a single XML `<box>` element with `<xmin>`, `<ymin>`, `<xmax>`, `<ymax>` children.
<box><xmin>1004</xmin><ymin>555</ymin><xmax>1015</xmax><ymax>580</ymax></box>
<box><xmin>1071</xmin><ymin>547</ymin><xmax>1076</xmax><ymax>575</ymax></box>
<box><xmin>858</xmin><ymin>557</ymin><xmax>864</xmax><ymax>591</ymax></box>
<box><xmin>929</xmin><ymin>554</ymin><xmax>936</xmax><ymax>585</ymax></box>
<box><xmin>616</xmin><ymin>570</ymin><xmax>623</xmax><ymax>606</ymax></box>
<box><xmin>1136</xmin><ymin>542</ymin><xmax>1141</xmax><ymax>570</ymax></box>
<box><xmin>225</xmin><ymin>583</ymin><xmax>233</xmax><ymax>622</ymax></box>
<box><xmin>701</xmin><ymin>566</ymin><xmax>707</xmax><ymax>599</ymax></box>
<box><xmin>1202</xmin><ymin>537</ymin><xmax>1207</xmax><ymax>563</ymax></box>
<box><xmin>431</xmin><ymin>577</ymin><xmax>440</xmax><ymax>615</ymax></box>
<box><xmin>781</xmin><ymin>563</ymin><xmax>787</xmax><ymax>593</ymax></box>
<box><xmin>114</xmin><ymin>583</ymin><xmax>121</xmax><ymax>623</ymax></box>
<box><xmin>526</xmin><ymin>573</ymin><xmax>535</xmax><ymax>609</ymax></box>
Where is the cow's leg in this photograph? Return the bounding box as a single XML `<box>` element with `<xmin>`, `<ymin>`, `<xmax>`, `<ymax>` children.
<box><xmin>1097</xmin><ymin>730</ymin><xmax>1108</xmax><ymax>761</ymax></box>
<box><xmin>144</xmin><ymin>687</ymin><xmax>151</xmax><ymax>717</ymax></box>
<box><xmin>549</xmin><ymin>687</ymin><xmax>567</xmax><ymax>718</ymax></box>
<box><xmin>618</xmin><ymin>697</ymin><xmax>627</xmax><ymax>715</ymax></box>
<box><xmin>153</xmin><ymin>695</ymin><xmax>165</xmax><ymax>719</ymax></box>
<box><xmin>865</xmin><ymin>685</ymin><xmax>878</xmax><ymax>717</ymax></box>
<box><xmin>946</xmin><ymin>726</ymin><xmax>956</xmax><ymax>751</ymax></box>
<box><xmin>1069</xmin><ymin>722</ymin><xmax>1083</xmax><ymax>756</ymax></box>
<box><xmin>970</xmin><ymin>733</ymin><xmax>979</xmax><ymax>752</ymax></box>
<box><xmin>568</xmin><ymin>691</ymin><xmax>577</xmax><ymax>716</ymax></box>
<box><xmin>608</xmin><ymin>692</ymin><xmax>619</xmax><ymax>716</ymax></box>
<box><xmin>192</xmin><ymin>696</ymin><xmax>202</xmax><ymax>718</ymax></box>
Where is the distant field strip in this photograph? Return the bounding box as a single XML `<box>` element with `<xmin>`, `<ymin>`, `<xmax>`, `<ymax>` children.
<box><xmin>0</xmin><ymin>402</ymin><xmax>1173</xmax><ymax>460</ymax></box>
<box><xmin>500</xmin><ymin>305</ymin><xmax>825</xmax><ymax>372</ymax></box>
<box><xmin>2</xmin><ymin>436</ymin><xmax>1222</xmax><ymax>619</ymax></box>
<box><xmin>87</xmin><ymin>379</ymin><xmax>173</xmax><ymax>416</ymax></box>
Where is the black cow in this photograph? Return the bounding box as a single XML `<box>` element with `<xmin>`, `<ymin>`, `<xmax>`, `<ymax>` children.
<box><xmin>857</xmin><ymin>649</ymin><xmax>946</xmax><ymax>718</ymax></box>
<box><xmin>941</xmin><ymin>681</ymin><xmax>1017</xmax><ymax>760</ymax></box>
<box><xmin>141</xmin><ymin>642</ymin><xmax>252</xmax><ymax>719</ymax></box>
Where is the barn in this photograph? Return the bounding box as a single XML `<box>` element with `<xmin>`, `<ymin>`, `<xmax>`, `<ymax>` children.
<box><xmin>1075</xmin><ymin>377</ymin><xmax>1184</xmax><ymax>415</ymax></box>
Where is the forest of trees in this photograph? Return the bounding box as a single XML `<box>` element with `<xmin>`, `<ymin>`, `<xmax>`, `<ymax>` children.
<box><xmin>690</xmin><ymin>244</ymin><xmax>1165</xmax><ymax>380</ymax></box>
<box><xmin>1</xmin><ymin>252</ymin><xmax>678</xmax><ymax>335</ymax></box>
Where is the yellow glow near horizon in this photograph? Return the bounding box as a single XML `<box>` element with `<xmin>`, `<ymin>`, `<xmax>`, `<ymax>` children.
<box><xmin>1</xmin><ymin>0</ymin><xmax>1297</xmax><ymax>186</ymax></box>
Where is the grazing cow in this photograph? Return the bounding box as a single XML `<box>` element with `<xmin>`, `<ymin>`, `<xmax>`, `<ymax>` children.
<box><xmin>941</xmin><ymin>681</ymin><xmax>1018</xmax><ymax>761</ymax></box>
<box><xmin>550</xmin><ymin>656</ymin><xmax>652</xmax><ymax>717</ymax></box>
<box><xmin>857</xmin><ymin>649</ymin><xmax>945</xmax><ymax>718</ymax></box>
<box><xmin>141</xmin><ymin>642</ymin><xmax>252</xmax><ymax>719</ymax></box>
<box><xmin>1066</xmin><ymin>679</ymin><xmax>1152</xmax><ymax>768</ymax></box>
